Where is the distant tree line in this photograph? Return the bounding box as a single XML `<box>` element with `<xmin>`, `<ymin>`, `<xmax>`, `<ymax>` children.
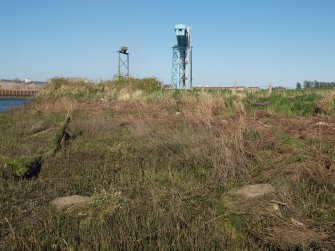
<box><xmin>296</xmin><ymin>81</ymin><xmax>335</xmax><ymax>90</ymax></box>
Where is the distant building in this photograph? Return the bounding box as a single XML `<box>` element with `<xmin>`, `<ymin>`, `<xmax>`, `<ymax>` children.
<box><xmin>25</xmin><ymin>78</ymin><xmax>32</xmax><ymax>84</ymax></box>
<box><xmin>194</xmin><ymin>86</ymin><xmax>245</xmax><ymax>91</ymax></box>
<box><xmin>234</xmin><ymin>86</ymin><xmax>246</xmax><ymax>91</ymax></box>
<box><xmin>273</xmin><ymin>86</ymin><xmax>287</xmax><ymax>90</ymax></box>
<box><xmin>189</xmin><ymin>86</ymin><xmax>263</xmax><ymax>91</ymax></box>
<box><xmin>247</xmin><ymin>87</ymin><xmax>261</xmax><ymax>91</ymax></box>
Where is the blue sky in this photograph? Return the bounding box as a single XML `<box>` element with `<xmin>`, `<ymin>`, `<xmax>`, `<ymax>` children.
<box><xmin>1</xmin><ymin>0</ymin><xmax>335</xmax><ymax>87</ymax></box>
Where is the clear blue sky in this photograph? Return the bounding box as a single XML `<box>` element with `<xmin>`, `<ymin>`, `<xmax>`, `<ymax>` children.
<box><xmin>1</xmin><ymin>0</ymin><xmax>335</xmax><ymax>87</ymax></box>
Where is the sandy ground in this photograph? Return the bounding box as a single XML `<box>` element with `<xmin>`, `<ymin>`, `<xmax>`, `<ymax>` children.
<box><xmin>0</xmin><ymin>82</ymin><xmax>45</xmax><ymax>90</ymax></box>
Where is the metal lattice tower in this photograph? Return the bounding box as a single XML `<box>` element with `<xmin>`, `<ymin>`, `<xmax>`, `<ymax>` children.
<box><xmin>172</xmin><ymin>24</ymin><xmax>192</xmax><ymax>89</ymax></box>
<box><xmin>113</xmin><ymin>46</ymin><xmax>129</xmax><ymax>81</ymax></box>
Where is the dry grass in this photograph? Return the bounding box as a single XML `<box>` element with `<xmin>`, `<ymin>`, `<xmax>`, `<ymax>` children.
<box><xmin>30</xmin><ymin>97</ymin><xmax>80</xmax><ymax>113</ymax></box>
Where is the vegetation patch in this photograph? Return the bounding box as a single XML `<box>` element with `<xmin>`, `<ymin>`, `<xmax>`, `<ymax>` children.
<box><xmin>245</xmin><ymin>92</ymin><xmax>323</xmax><ymax>116</ymax></box>
<box><xmin>1</xmin><ymin>78</ymin><xmax>334</xmax><ymax>250</ymax></box>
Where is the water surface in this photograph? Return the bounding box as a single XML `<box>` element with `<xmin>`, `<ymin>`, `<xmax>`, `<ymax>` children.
<box><xmin>0</xmin><ymin>98</ymin><xmax>30</xmax><ymax>112</ymax></box>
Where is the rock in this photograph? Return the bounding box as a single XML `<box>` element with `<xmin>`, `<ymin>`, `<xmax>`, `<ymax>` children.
<box><xmin>233</xmin><ymin>183</ymin><xmax>275</xmax><ymax>199</ymax></box>
<box><xmin>50</xmin><ymin>195</ymin><xmax>92</xmax><ymax>210</ymax></box>
<box><xmin>315</xmin><ymin>121</ymin><xmax>328</xmax><ymax>126</ymax></box>
<box><xmin>223</xmin><ymin>183</ymin><xmax>279</xmax><ymax>221</ymax></box>
<box><xmin>49</xmin><ymin>194</ymin><xmax>120</xmax><ymax>221</ymax></box>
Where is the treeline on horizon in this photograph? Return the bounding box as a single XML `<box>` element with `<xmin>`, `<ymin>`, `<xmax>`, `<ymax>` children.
<box><xmin>296</xmin><ymin>81</ymin><xmax>335</xmax><ymax>90</ymax></box>
<box><xmin>0</xmin><ymin>78</ymin><xmax>21</xmax><ymax>83</ymax></box>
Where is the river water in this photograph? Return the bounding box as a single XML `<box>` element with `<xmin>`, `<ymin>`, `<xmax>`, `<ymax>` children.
<box><xmin>0</xmin><ymin>98</ymin><xmax>30</xmax><ymax>112</ymax></box>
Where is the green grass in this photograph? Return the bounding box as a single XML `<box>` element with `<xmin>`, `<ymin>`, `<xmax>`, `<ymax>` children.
<box><xmin>245</xmin><ymin>91</ymin><xmax>323</xmax><ymax>116</ymax></box>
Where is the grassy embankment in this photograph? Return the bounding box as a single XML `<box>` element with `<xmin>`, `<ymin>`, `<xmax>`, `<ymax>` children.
<box><xmin>0</xmin><ymin>78</ymin><xmax>334</xmax><ymax>250</ymax></box>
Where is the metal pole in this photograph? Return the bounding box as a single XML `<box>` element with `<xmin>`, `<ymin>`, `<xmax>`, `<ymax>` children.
<box><xmin>190</xmin><ymin>46</ymin><xmax>193</xmax><ymax>87</ymax></box>
<box><xmin>127</xmin><ymin>54</ymin><xmax>129</xmax><ymax>78</ymax></box>
<box><xmin>118</xmin><ymin>52</ymin><xmax>121</xmax><ymax>80</ymax></box>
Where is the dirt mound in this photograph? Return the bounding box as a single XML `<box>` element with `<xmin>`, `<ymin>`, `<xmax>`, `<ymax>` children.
<box><xmin>224</xmin><ymin>184</ymin><xmax>331</xmax><ymax>250</ymax></box>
